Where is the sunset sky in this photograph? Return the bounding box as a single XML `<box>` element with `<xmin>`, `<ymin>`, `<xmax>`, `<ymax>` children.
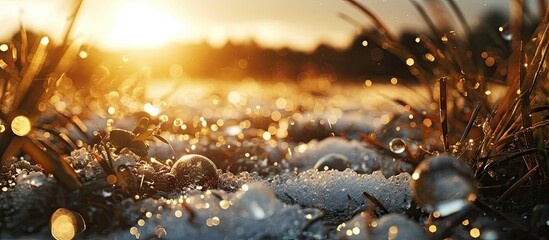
<box><xmin>0</xmin><ymin>0</ymin><xmax>514</xmax><ymax>51</ymax></box>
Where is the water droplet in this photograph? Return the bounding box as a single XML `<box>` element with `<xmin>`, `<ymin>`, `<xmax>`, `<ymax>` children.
<box><xmin>499</xmin><ymin>24</ymin><xmax>512</xmax><ymax>41</ymax></box>
<box><xmin>50</xmin><ymin>208</ymin><xmax>86</xmax><ymax>240</ymax></box>
<box><xmin>339</xmin><ymin>213</ymin><xmax>425</xmax><ymax>239</ymax></box>
<box><xmin>313</xmin><ymin>153</ymin><xmax>350</xmax><ymax>171</ymax></box>
<box><xmin>170</xmin><ymin>154</ymin><xmax>219</xmax><ymax>190</ymax></box>
<box><xmin>389</xmin><ymin>138</ymin><xmax>407</xmax><ymax>154</ymax></box>
<box><xmin>532</xmin><ymin>204</ymin><xmax>549</xmax><ymax>236</ymax></box>
<box><xmin>411</xmin><ymin>154</ymin><xmax>477</xmax><ymax>216</ymax></box>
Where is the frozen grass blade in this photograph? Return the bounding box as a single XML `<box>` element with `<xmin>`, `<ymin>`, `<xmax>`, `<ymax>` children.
<box><xmin>55</xmin><ymin>112</ymin><xmax>90</xmax><ymax>142</ymax></box>
<box><xmin>93</xmin><ymin>149</ymin><xmax>114</xmax><ymax>176</ymax></box>
<box><xmin>439</xmin><ymin>77</ymin><xmax>449</xmax><ymax>152</ymax></box>
<box><xmin>475</xmin><ymin>200</ymin><xmax>539</xmax><ymax>239</ymax></box>
<box><xmin>362</xmin><ymin>191</ymin><xmax>388</xmax><ymax>214</ymax></box>
<box><xmin>496</xmin><ymin>165</ymin><xmax>540</xmax><ymax>205</ymax></box>
<box><xmin>519</xmin><ymin>45</ymin><xmax>538</xmax><ymax>185</ymax></box>
<box><xmin>480</xmin><ymin>146</ymin><xmax>549</xmax><ymax>176</ymax></box>
<box><xmin>21</xmin><ymin>137</ymin><xmax>81</xmax><ymax>191</ymax></box>
<box><xmin>12</xmin><ymin>37</ymin><xmax>49</xmax><ymax>110</ymax></box>
<box><xmin>459</xmin><ymin>103</ymin><xmax>481</xmax><ymax>144</ymax></box>
<box><xmin>36</xmin><ymin>126</ymin><xmax>77</xmax><ymax>150</ymax></box>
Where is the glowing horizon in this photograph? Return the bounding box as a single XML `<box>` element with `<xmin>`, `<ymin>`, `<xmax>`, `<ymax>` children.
<box><xmin>0</xmin><ymin>0</ymin><xmax>510</xmax><ymax>51</ymax></box>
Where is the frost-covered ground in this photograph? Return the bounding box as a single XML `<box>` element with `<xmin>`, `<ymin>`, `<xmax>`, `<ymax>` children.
<box><xmin>0</xmin><ymin>81</ymin><xmax>488</xmax><ymax>239</ymax></box>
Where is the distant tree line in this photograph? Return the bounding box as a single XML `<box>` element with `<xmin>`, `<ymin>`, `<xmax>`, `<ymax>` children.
<box><xmin>7</xmin><ymin>10</ymin><xmax>538</xmax><ymax>85</ymax></box>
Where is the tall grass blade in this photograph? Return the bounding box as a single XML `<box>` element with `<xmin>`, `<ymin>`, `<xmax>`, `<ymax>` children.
<box><xmin>496</xmin><ymin>165</ymin><xmax>539</xmax><ymax>205</ymax></box>
<box><xmin>439</xmin><ymin>77</ymin><xmax>449</xmax><ymax>152</ymax></box>
<box><xmin>409</xmin><ymin>0</ymin><xmax>439</xmax><ymax>38</ymax></box>
<box><xmin>21</xmin><ymin>137</ymin><xmax>82</xmax><ymax>191</ymax></box>
<box><xmin>12</xmin><ymin>38</ymin><xmax>48</xmax><ymax>110</ymax></box>
<box><xmin>345</xmin><ymin>0</ymin><xmax>397</xmax><ymax>42</ymax></box>
<box><xmin>459</xmin><ymin>103</ymin><xmax>481</xmax><ymax>143</ymax></box>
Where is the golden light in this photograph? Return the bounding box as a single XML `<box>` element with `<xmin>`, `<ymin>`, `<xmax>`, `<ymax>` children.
<box><xmin>388</xmin><ymin>226</ymin><xmax>399</xmax><ymax>238</ymax></box>
<box><xmin>40</xmin><ymin>36</ymin><xmax>50</xmax><ymax>45</ymax></box>
<box><xmin>11</xmin><ymin>115</ymin><xmax>32</xmax><ymax>136</ymax></box>
<box><xmin>228</xmin><ymin>91</ymin><xmax>242</xmax><ymax>105</ymax></box>
<box><xmin>219</xmin><ymin>199</ymin><xmax>231</xmax><ymax>209</ymax></box>
<box><xmin>0</xmin><ymin>44</ymin><xmax>8</xmax><ymax>52</ymax></box>
<box><xmin>78</xmin><ymin>51</ymin><xmax>88</xmax><ymax>59</ymax></box>
<box><xmin>262</xmin><ymin>131</ymin><xmax>271</xmax><ymax>140</ymax></box>
<box><xmin>50</xmin><ymin>208</ymin><xmax>86</xmax><ymax>240</ymax></box>
<box><xmin>346</xmin><ymin>229</ymin><xmax>353</xmax><ymax>236</ymax></box>
<box><xmin>144</xmin><ymin>103</ymin><xmax>160</xmax><ymax>116</ymax></box>
<box><xmin>470</xmin><ymin>228</ymin><xmax>481</xmax><ymax>238</ymax></box>
<box><xmin>425</xmin><ymin>53</ymin><xmax>435</xmax><ymax>62</ymax></box>
<box><xmin>137</xmin><ymin>219</ymin><xmax>145</xmax><ymax>226</ymax></box>
<box><xmin>485</xmin><ymin>57</ymin><xmax>495</xmax><ymax>67</ymax></box>
<box><xmin>405</xmin><ymin>58</ymin><xmax>415</xmax><ymax>66</ymax></box>
<box><xmin>109</xmin><ymin>2</ymin><xmax>182</xmax><ymax>48</ymax></box>
<box><xmin>175</xmin><ymin>210</ymin><xmax>183</xmax><ymax>218</ymax></box>
<box><xmin>441</xmin><ymin>35</ymin><xmax>448</xmax><ymax>43</ymax></box>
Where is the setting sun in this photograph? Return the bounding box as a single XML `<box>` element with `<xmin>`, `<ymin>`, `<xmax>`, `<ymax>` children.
<box><xmin>108</xmin><ymin>2</ymin><xmax>182</xmax><ymax>48</ymax></box>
